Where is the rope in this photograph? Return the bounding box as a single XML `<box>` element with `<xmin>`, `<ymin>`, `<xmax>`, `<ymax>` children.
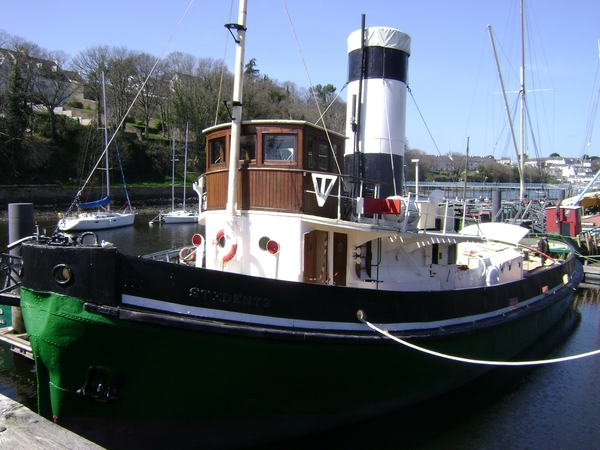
<box><xmin>60</xmin><ymin>0</ymin><xmax>195</xmax><ymax>224</ymax></box>
<box><xmin>357</xmin><ymin>312</ymin><xmax>600</xmax><ymax>366</ymax></box>
<box><xmin>407</xmin><ymin>86</ymin><xmax>445</xmax><ymax>158</ymax></box>
<box><xmin>282</xmin><ymin>0</ymin><xmax>342</xmax><ymax>176</ymax></box>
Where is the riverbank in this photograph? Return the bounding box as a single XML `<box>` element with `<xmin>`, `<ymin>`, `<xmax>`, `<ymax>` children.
<box><xmin>0</xmin><ymin>184</ymin><xmax>198</xmax><ymax>222</ymax></box>
<box><xmin>0</xmin><ymin>203</ymin><xmax>179</xmax><ymax>222</ymax></box>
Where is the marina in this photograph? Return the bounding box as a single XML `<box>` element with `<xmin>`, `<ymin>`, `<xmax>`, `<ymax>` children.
<box><xmin>0</xmin><ymin>217</ymin><xmax>599</xmax><ymax>448</ymax></box>
<box><xmin>3</xmin><ymin>0</ymin><xmax>585</xmax><ymax>443</ymax></box>
<box><xmin>1</xmin><ymin>0</ymin><xmax>599</xmax><ymax>448</ymax></box>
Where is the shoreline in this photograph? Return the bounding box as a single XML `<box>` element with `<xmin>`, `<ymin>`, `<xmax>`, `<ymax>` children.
<box><xmin>0</xmin><ymin>203</ymin><xmax>176</xmax><ymax>223</ymax></box>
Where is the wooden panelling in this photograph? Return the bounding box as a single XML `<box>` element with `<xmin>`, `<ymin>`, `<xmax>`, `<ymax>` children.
<box><xmin>204</xmin><ymin>121</ymin><xmax>345</xmax><ymax>218</ymax></box>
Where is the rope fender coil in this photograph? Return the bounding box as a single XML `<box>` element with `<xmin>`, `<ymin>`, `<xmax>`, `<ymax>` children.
<box><xmin>179</xmin><ymin>247</ymin><xmax>196</xmax><ymax>263</ymax></box>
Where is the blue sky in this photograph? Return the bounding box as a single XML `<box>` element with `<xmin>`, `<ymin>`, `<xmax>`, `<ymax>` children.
<box><xmin>3</xmin><ymin>0</ymin><xmax>600</xmax><ymax>160</ymax></box>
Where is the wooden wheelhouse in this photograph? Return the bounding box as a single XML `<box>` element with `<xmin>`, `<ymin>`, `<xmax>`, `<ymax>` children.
<box><xmin>203</xmin><ymin>120</ymin><xmax>346</xmax><ymax>218</ymax></box>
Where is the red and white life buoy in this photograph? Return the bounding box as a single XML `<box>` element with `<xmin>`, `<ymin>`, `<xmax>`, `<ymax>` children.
<box><xmin>215</xmin><ymin>228</ymin><xmax>237</xmax><ymax>263</ymax></box>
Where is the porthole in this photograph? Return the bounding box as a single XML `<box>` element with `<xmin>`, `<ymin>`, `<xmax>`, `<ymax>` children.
<box><xmin>53</xmin><ymin>264</ymin><xmax>73</xmax><ymax>286</ymax></box>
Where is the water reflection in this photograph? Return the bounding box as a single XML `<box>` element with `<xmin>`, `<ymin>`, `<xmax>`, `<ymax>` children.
<box><xmin>1</xmin><ymin>216</ymin><xmax>600</xmax><ymax>449</ymax></box>
<box><xmin>31</xmin><ymin>214</ymin><xmax>202</xmax><ymax>256</ymax></box>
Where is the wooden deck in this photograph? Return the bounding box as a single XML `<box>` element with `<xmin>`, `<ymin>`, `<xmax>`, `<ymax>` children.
<box><xmin>0</xmin><ymin>328</ymin><xmax>32</xmax><ymax>360</ymax></box>
<box><xmin>582</xmin><ymin>263</ymin><xmax>600</xmax><ymax>289</ymax></box>
<box><xmin>0</xmin><ymin>394</ymin><xmax>104</xmax><ymax>449</ymax></box>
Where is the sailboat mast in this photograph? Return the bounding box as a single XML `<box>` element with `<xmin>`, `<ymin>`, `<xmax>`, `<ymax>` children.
<box><xmin>225</xmin><ymin>0</ymin><xmax>247</xmax><ymax>217</ymax></box>
<box><xmin>171</xmin><ymin>135</ymin><xmax>175</xmax><ymax>212</ymax></box>
<box><xmin>488</xmin><ymin>26</ymin><xmax>521</xmax><ymax>170</ymax></box>
<box><xmin>519</xmin><ymin>0</ymin><xmax>526</xmax><ymax>201</ymax></box>
<box><xmin>102</xmin><ymin>71</ymin><xmax>110</xmax><ymax>212</ymax></box>
<box><xmin>183</xmin><ymin>122</ymin><xmax>188</xmax><ymax>211</ymax></box>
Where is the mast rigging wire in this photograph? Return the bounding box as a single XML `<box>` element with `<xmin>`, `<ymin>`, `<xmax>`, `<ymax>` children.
<box><xmin>62</xmin><ymin>0</ymin><xmax>196</xmax><ymax>220</ymax></box>
<box><xmin>282</xmin><ymin>0</ymin><xmax>342</xmax><ymax>175</ymax></box>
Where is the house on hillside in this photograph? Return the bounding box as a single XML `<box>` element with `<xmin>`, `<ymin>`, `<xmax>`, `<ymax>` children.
<box><xmin>526</xmin><ymin>156</ymin><xmax>594</xmax><ymax>184</ymax></box>
<box><xmin>0</xmin><ymin>47</ymin><xmax>88</xmax><ymax>122</ymax></box>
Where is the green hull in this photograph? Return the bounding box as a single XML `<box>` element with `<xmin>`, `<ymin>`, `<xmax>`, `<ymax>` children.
<box><xmin>21</xmin><ymin>286</ymin><xmax>575</xmax><ymax>449</ymax></box>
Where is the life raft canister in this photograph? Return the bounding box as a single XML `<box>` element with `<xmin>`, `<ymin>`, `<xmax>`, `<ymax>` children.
<box><xmin>215</xmin><ymin>228</ymin><xmax>237</xmax><ymax>263</ymax></box>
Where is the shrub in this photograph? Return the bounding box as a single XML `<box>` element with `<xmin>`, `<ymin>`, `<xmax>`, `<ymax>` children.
<box><xmin>66</xmin><ymin>101</ymin><xmax>84</xmax><ymax>109</ymax></box>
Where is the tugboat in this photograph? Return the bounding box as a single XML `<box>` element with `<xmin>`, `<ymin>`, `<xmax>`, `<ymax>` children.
<box><xmin>16</xmin><ymin>2</ymin><xmax>581</xmax><ymax>448</ymax></box>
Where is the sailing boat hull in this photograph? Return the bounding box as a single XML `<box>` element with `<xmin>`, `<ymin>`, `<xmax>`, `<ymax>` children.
<box><xmin>19</xmin><ymin>242</ymin><xmax>582</xmax><ymax>449</ymax></box>
<box><xmin>58</xmin><ymin>212</ymin><xmax>135</xmax><ymax>231</ymax></box>
<box><xmin>160</xmin><ymin>211</ymin><xmax>199</xmax><ymax>223</ymax></box>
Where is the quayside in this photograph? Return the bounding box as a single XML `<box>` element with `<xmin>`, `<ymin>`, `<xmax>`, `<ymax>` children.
<box><xmin>10</xmin><ymin>1</ymin><xmax>583</xmax><ymax>448</ymax></box>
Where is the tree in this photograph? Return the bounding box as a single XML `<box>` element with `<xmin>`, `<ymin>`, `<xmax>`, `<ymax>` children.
<box><xmin>244</xmin><ymin>58</ymin><xmax>260</xmax><ymax>76</ymax></box>
<box><xmin>30</xmin><ymin>50</ymin><xmax>74</xmax><ymax>136</ymax></box>
<box><xmin>131</xmin><ymin>52</ymin><xmax>169</xmax><ymax>138</ymax></box>
<box><xmin>106</xmin><ymin>47</ymin><xmax>137</xmax><ymax>130</ymax></box>
<box><xmin>4</xmin><ymin>65</ymin><xmax>29</xmax><ymax>146</ymax></box>
<box><xmin>311</xmin><ymin>84</ymin><xmax>336</xmax><ymax>103</ymax></box>
<box><xmin>71</xmin><ymin>45</ymin><xmax>111</xmax><ymax>125</ymax></box>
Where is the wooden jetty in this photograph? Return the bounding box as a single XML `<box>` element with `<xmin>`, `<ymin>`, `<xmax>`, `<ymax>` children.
<box><xmin>0</xmin><ymin>327</ymin><xmax>32</xmax><ymax>360</ymax></box>
<box><xmin>582</xmin><ymin>264</ymin><xmax>600</xmax><ymax>289</ymax></box>
<box><xmin>0</xmin><ymin>393</ymin><xmax>104</xmax><ymax>449</ymax></box>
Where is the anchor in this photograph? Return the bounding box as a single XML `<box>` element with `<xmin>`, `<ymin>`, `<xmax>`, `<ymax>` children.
<box><xmin>76</xmin><ymin>366</ymin><xmax>125</xmax><ymax>403</ymax></box>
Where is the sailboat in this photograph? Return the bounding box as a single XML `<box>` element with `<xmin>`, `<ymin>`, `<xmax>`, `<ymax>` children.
<box><xmin>152</xmin><ymin>123</ymin><xmax>199</xmax><ymax>224</ymax></box>
<box><xmin>14</xmin><ymin>2</ymin><xmax>582</xmax><ymax>449</ymax></box>
<box><xmin>57</xmin><ymin>72</ymin><xmax>135</xmax><ymax>231</ymax></box>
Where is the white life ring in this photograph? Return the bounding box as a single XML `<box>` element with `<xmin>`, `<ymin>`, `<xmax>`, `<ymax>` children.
<box><xmin>215</xmin><ymin>228</ymin><xmax>237</xmax><ymax>263</ymax></box>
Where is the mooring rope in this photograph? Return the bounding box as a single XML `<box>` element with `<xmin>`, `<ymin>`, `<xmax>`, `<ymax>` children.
<box><xmin>357</xmin><ymin>311</ymin><xmax>600</xmax><ymax>366</ymax></box>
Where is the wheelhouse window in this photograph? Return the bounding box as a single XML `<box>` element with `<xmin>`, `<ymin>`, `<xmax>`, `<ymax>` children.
<box><xmin>240</xmin><ymin>134</ymin><xmax>256</xmax><ymax>161</ymax></box>
<box><xmin>264</xmin><ymin>134</ymin><xmax>296</xmax><ymax>161</ymax></box>
<box><xmin>210</xmin><ymin>138</ymin><xmax>226</xmax><ymax>165</ymax></box>
<box><xmin>307</xmin><ymin>135</ymin><xmax>333</xmax><ymax>171</ymax></box>
<box><xmin>318</xmin><ymin>143</ymin><xmax>329</xmax><ymax>170</ymax></box>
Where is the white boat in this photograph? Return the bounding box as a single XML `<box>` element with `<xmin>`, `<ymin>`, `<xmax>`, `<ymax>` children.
<box><xmin>152</xmin><ymin>123</ymin><xmax>199</xmax><ymax>224</ymax></box>
<box><xmin>58</xmin><ymin>72</ymin><xmax>135</xmax><ymax>231</ymax></box>
<box><xmin>160</xmin><ymin>209</ymin><xmax>198</xmax><ymax>224</ymax></box>
<box><xmin>58</xmin><ymin>209</ymin><xmax>135</xmax><ymax>231</ymax></box>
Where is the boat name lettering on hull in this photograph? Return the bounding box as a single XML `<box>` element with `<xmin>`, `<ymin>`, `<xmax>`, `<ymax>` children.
<box><xmin>189</xmin><ymin>288</ymin><xmax>271</xmax><ymax>308</ymax></box>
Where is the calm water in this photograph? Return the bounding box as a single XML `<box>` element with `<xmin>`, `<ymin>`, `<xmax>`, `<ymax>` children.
<box><xmin>1</xmin><ymin>214</ymin><xmax>600</xmax><ymax>449</ymax></box>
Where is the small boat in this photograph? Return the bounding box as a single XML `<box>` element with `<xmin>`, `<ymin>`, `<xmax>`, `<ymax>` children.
<box><xmin>57</xmin><ymin>205</ymin><xmax>135</xmax><ymax>231</ymax></box>
<box><xmin>57</xmin><ymin>72</ymin><xmax>135</xmax><ymax>231</ymax></box>
<box><xmin>16</xmin><ymin>2</ymin><xmax>582</xmax><ymax>449</ymax></box>
<box><xmin>151</xmin><ymin>123</ymin><xmax>199</xmax><ymax>224</ymax></box>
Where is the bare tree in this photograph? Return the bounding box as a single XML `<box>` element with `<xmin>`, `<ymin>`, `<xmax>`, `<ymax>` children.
<box><xmin>131</xmin><ymin>52</ymin><xmax>170</xmax><ymax>138</ymax></box>
<box><xmin>30</xmin><ymin>50</ymin><xmax>74</xmax><ymax>136</ymax></box>
<box><xmin>71</xmin><ymin>45</ymin><xmax>110</xmax><ymax>125</ymax></box>
<box><xmin>105</xmin><ymin>47</ymin><xmax>137</xmax><ymax>129</ymax></box>
<box><xmin>170</xmin><ymin>54</ymin><xmax>231</xmax><ymax>133</ymax></box>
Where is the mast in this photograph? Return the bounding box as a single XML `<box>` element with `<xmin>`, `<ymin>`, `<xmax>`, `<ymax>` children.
<box><xmin>171</xmin><ymin>134</ymin><xmax>175</xmax><ymax>212</ymax></box>
<box><xmin>183</xmin><ymin>122</ymin><xmax>189</xmax><ymax>211</ymax></box>
<box><xmin>487</xmin><ymin>14</ymin><xmax>526</xmax><ymax>197</ymax></box>
<box><xmin>463</xmin><ymin>137</ymin><xmax>469</xmax><ymax>203</ymax></box>
<box><xmin>461</xmin><ymin>137</ymin><xmax>469</xmax><ymax>230</ymax></box>
<box><xmin>225</xmin><ymin>0</ymin><xmax>247</xmax><ymax>217</ymax></box>
<box><xmin>102</xmin><ymin>71</ymin><xmax>110</xmax><ymax>211</ymax></box>
<box><xmin>353</xmin><ymin>14</ymin><xmax>366</xmax><ymax>185</ymax></box>
<box><xmin>519</xmin><ymin>0</ymin><xmax>526</xmax><ymax>201</ymax></box>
